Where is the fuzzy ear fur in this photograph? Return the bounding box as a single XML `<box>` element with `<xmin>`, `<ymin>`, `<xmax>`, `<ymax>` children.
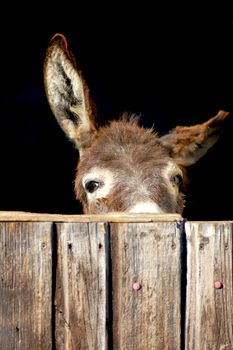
<box><xmin>44</xmin><ymin>33</ymin><xmax>98</xmax><ymax>155</ymax></box>
<box><xmin>44</xmin><ymin>34</ymin><xmax>230</xmax><ymax>165</ymax></box>
<box><xmin>160</xmin><ymin>110</ymin><xmax>230</xmax><ymax>166</ymax></box>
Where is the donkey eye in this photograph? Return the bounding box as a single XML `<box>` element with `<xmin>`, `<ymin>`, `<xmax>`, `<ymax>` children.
<box><xmin>85</xmin><ymin>180</ymin><xmax>100</xmax><ymax>193</ymax></box>
<box><xmin>172</xmin><ymin>174</ymin><xmax>183</xmax><ymax>185</ymax></box>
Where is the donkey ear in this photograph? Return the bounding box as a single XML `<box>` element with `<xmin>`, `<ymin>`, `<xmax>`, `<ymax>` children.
<box><xmin>44</xmin><ymin>33</ymin><xmax>98</xmax><ymax>155</ymax></box>
<box><xmin>160</xmin><ymin>110</ymin><xmax>230</xmax><ymax>166</ymax></box>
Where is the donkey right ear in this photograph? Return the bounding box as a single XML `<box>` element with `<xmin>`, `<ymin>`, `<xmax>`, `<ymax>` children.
<box><xmin>44</xmin><ymin>33</ymin><xmax>98</xmax><ymax>155</ymax></box>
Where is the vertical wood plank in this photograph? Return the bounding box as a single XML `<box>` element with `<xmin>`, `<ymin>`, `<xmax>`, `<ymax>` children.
<box><xmin>185</xmin><ymin>222</ymin><xmax>233</xmax><ymax>350</ymax></box>
<box><xmin>0</xmin><ymin>222</ymin><xmax>53</xmax><ymax>349</ymax></box>
<box><xmin>111</xmin><ymin>222</ymin><xmax>182</xmax><ymax>350</ymax></box>
<box><xmin>55</xmin><ymin>222</ymin><xmax>108</xmax><ymax>350</ymax></box>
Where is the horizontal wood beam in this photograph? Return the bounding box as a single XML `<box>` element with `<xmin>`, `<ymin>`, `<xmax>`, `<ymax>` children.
<box><xmin>0</xmin><ymin>211</ymin><xmax>182</xmax><ymax>223</ymax></box>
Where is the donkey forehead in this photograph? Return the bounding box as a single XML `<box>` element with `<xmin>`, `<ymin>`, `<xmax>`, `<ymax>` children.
<box><xmin>81</xmin><ymin>161</ymin><xmax>181</xmax><ymax>183</ymax></box>
<box><xmin>77</xmin><ymin>120</ymin><xmax>172</xmax><ymax>172</ymax></box>
<box><xmin>78</xmin><ymin>143</ymin><xmax>171</xmax><ymax>178</ymax></box>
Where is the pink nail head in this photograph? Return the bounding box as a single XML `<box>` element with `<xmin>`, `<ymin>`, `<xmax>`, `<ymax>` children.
<box><xmin>214</xmin><ymin>281</ymin><xmax>223</xmax><ymax>289</ymax></box>
<box><xmin>133</xmin><ymin>282</ymin><xmax>141</xmax><ymax>291</ymax></box>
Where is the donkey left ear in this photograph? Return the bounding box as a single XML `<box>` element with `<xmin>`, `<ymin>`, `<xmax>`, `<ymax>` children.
<box><xmin>160</xmin><ymin>110</ymin><xmax>230</xmax><ymax>166</ymax></box>
<box><xmin>44</xmin><ymin>33</ymin><xmax>98</xmax><ymax>155</ymax></box>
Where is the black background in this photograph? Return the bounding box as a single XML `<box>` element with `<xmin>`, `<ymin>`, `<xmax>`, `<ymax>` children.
<box><xmin>0</xmin><ymin>4</ymin><xmax>232</xmax><ymax>219</ymax></box>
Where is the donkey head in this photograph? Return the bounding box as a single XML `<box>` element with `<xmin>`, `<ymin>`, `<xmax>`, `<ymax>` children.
<box><xmin>44</xmin><ymin>33</ymin><xmax>229</xmax><ymax>214</ymax></box>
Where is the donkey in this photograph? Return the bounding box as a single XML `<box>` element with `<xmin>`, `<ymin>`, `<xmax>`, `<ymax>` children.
<box><xmin>44</xmin><ymin>33</ymin><xmax>229</xmax><ymax>214</ymax></box>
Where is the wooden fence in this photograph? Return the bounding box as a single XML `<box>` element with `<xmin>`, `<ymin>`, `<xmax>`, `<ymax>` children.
<box><xmin>0</xmin><ymin>212</ymin><xmax>232</xmax><ymax>350</ymax></box>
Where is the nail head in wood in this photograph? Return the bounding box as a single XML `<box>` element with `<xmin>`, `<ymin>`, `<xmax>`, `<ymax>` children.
<box><xmin>214</xmin><ymin>281</ymin><xmax>223</xmax><ymax>289</ymax></box>
<box><xmin>133</xmin><ymin>282</ymin><xmax>141</xmax><ymax>291</ymax></box>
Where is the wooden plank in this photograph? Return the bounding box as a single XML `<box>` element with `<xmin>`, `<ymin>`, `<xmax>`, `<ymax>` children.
<box><xmin>111</xmin><ymin>222</ymin><xmax>182</xmax><ymax>350</ymax></box>
<box><xmin>0</xmin><ymin>222</ymin><xmax>53</xmax><ymax>349</ymax></box>
<box><xmin>185</xmin><ymin>222</ymin><xmax>233</xmax><ymax>350</ymax></box>
<box><xmin>0</xmin><ymin>211</ymin><xmax>182</xmax><ymax>223</ymax></box>
<box><xmin>55</xmin><ymin>222</ymin><xmax>108</xmax><ymax>350</ymax></box>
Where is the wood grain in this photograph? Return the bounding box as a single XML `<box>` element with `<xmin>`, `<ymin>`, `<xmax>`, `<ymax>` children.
<box><xmin>0</xmin><ymin>222</ymin><xmax>53</xmax><ymax>349</ymax></box>
<box><xmin>2</xmin><ymin>216</ymin><xmax>232</xmax><ymax>349</ymax></box>
<box><xmin>185</xmin><ymin>222</ymin><xmax>233</xmax><ymax>350</ymax></box>
<box><xmin>55</xmin><ymin>222</ymin><xmax>108</xmax><ymax>350</ymax></box>
<box><xmin>0</xmin><ymin>211</ymin><xmax>182</xmax><ymax>223</ymax></box>
<box><xmin>111</xmin><ymin>222</ymin><xmax>183</xmax><ymax>350</ymax></box>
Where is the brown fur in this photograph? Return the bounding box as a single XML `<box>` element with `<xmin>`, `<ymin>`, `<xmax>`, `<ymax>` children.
<box><xmin>75</xmin><ymin>117</ymin><xmax>187</xmax><ymax>213</ymax></box>
<box><xmin>44</xmin><ymin>33</ymin><xmax>230</xmax><ymax>214</ymax></box>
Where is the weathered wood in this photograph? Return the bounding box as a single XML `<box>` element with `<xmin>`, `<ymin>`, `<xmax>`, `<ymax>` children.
<box><xmin>55</xmin><ymin>222</ymin><xmax>108</xmax><ymax>350</ymax></box>
<box><xmin>0</xmin><ymin>211</ymin><xmax>182</xmax><ymax>222</ymax></box>
<box><xmin>0</xmin><ymin>222</ymin><xmax>53</xmax><ymax>349</ymax></box>
<box><xmin>185</xmin><ymin>222</ymin><xmax>233</xmax><ymax>350</ymax></box>
<box><xmin>111</xmin><ymin>222</ymin><xmax>183</xmax><ymax>350</ymax></box>
<box><xmin>1</xmin><ymin>217</ymin><xmax>232</xmax><ymax>349</ymax></box>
